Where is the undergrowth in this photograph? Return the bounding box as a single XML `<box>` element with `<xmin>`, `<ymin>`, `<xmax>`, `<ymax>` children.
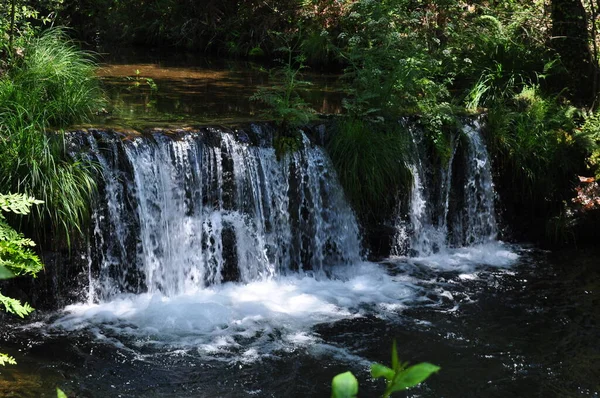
<box><xmin>486</xmin><ymin>86</ymin><xmax>589</xmax><ymax>242</ymax></box>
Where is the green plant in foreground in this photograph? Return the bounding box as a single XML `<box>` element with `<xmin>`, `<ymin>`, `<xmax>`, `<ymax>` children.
<box><xmin>331</xmin><ymin>341</ymin><xmax>440</xmax><ymax>398</ymax></box>
<box><xmin>0</xmin><ymin>193</ymin><xmax>43</xmax><ymax>365</ymax></box>
<box><xmin>332</xmin><ymin>342</ymin><xmax>440</xmax><ymax>398</ymax></box>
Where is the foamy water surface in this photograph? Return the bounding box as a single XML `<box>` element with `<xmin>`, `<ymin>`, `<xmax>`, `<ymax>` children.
<box><xmin>48</xmin><ymin>244</ymin><xmax>519</xmax><ymax>362</ymax></box>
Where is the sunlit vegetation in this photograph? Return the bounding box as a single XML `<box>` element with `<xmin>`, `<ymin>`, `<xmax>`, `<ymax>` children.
<box><xmin>0</xmin><ymin>29</ymin><xmax>104</xmax><ymax>244</ymax></box>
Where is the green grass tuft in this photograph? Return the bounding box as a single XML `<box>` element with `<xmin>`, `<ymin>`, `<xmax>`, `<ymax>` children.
<box><xmin>327</xmin><ymin>118</ymin><xmax>412</xmax><ymax>222</ymax></box>
<box><xmin>0</xmin><ymin>28</ymin><xmax>104</xmax><ymax>245</ymax></box>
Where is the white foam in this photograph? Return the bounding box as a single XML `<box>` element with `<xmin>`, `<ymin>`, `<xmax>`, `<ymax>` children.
<box><xmin>395</xmin><ymin>241</ymin><xmax>519</xmax><ymax>272</ymax></box>
<box><xmin>51</xmin><ymin>262</ymin><xmax>418</xmax><ymax>360</ymax></box>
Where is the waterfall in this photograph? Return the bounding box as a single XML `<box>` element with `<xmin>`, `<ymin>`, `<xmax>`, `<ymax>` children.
<box><xmin>393</xmin><ymin>120</ymin><xmax>498</xmax><ymax>256</ymax></box>
<box><xmin>47</xmin><ymin>121</ymin><xmax>516</xmax><ymax>369</ymax></box>
<box><xmin>84</xmin><ymin>127</ymin><xmax>361</xmax><ymax>300</ymax></box>
<box><xmin>455</xmin><ymin>123</ymin><xmax>498</xmax><ymax>246</ymax></box>
<box><xmin>78</xmin><ymin>119</ymin><xmax>502</xmax><ymax>300</ymax></box>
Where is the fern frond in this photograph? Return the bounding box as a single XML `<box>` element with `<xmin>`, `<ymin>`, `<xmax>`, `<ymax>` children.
<box><xmin>0</xmin><ymin>353</ymin><xmax>17</xmax><ymax>366</ymax></box>
<box><xmin>0</xmin><ymin>292</ymin><xmax>35</xmax><ymax>318</ymax></box>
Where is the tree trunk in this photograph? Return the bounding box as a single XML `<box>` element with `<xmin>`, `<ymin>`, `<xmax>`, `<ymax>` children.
<box><xmin>551</xmin><ymin>0</ymin><xmax>597</xmax><ymax>105</ymax></box>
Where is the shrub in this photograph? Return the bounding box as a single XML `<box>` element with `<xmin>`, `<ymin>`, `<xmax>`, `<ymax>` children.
<box><xmin>460</xmin><ymin>7</ymin><xmax>552</xmax><ymax>109</ymax></box>
<box><xmin>337</xmin><ymin>0</ymin><xmax>450</xmax><ymax>119</ymax></box>
<box><xmin>486</xmin><ymin>86</ymin><xmax>589</xmax><ymax>241</ymax></box>
<box><xmin>581</xmin><ymin>111</ymin><xmax>600</xmax><ymax>179</ymax></box>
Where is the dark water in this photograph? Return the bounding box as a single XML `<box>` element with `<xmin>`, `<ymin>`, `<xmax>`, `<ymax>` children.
<box><xmin>1</xmin><ymin>247</ymin><xmax>598</xmax><ymax>397</ymax></box>
<box><xmin>92</xmin><ymin>50</ymin><xmax>344</xmax><ymax>129</ymax></box>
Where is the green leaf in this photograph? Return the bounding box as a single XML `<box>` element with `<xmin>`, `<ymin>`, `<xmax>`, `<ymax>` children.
<box><xmin>56</xmin><ymin>387</ymin><xmax>68</xmax><ymax>398</ymax></box>
<box><xmin>371</xmin><ymin>363</ymin><xmax>395</xmax><ymax>381</ymax></box>
<box><xmin>389</xmin><ymin>363</ymin><xmax>441</xmax><ymax>393</ymax></box>
<box><xmin>0</xmin><ymin>264</ymin><xmax>15</xmax><ymax>280</ymax></box>
<box><xmin>0</xmin><ymin>293</ymin><xmax>34</xmax><ymax>318</ymax></box>
<box><xmin>331</xmin><ymin>371</ymin><xmax>359</xmax><ymax>398</ymax></box>
<box><xmin>0</xmin><ymin>353</ymin><xmax>17</xmax><ymax>366</ymax></box>
<box><xmin>391</xmin><ymin>340</ymin><xmax>399</xmax><ymax>371</ymax></box>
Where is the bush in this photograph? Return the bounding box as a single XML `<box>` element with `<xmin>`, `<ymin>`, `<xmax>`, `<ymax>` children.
<box><xmin>459</xmin><ymin>6</ymin><xmax>552</xmax><ymax>109</ymax></box>
<box><xmin>581</xmin><ymin>112</ymin><xmax>600</xmax><ymax>179</ymax></box>
<box><xmin>0</xmin><ymin>29</ymin><xmax>104</xmax><ymax>244</ymax></box>
<box><xmin>337</xmin><ymin>0</ymin><xmax>450</xmax><ymax>119</ymax></box>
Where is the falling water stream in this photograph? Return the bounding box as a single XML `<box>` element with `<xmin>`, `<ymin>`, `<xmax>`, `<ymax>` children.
<box><xmin>0</xmin><ymin>122</ymin><xmax>597</xmax><ymax>397</ymax></box>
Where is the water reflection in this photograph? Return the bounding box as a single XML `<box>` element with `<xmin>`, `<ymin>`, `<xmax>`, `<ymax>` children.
<box><xmin>93</xmin><ymin>51</ymin><xmax>344</xmax><ymax>128</ymax></box>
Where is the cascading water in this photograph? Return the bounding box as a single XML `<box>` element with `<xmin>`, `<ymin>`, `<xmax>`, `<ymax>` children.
<box><xmin>393</xmin><ymin>120</ymin><xmax>509</xmax><ymax>263</ymax></box>
<box><xmin>50</xmin><ymin>126</ymin><xmax>418</xmax><ymax>363</ymax></box>
<box><xmin>457</xmin><ymin>123</ymin><xmax>498</xmax><ymax>245</ymax></box>
<box><xmin>392</xmin><ymin>124</ymin><xmax>458</xmax><ymax>257</ymax></box>
<box><xmin>85</xmin><ymin>127</ymin><xmax>362</xmax><ymax>299</ymax></box>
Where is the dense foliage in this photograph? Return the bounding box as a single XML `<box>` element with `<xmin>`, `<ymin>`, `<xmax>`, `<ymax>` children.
<box><xmin>485</xmin><ymin>86</ymin><xmax>591</xmax><ymax>241</ymax></box>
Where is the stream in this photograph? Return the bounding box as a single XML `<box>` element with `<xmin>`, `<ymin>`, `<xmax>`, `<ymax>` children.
<box><xmin>0</xmin><ymin>55</ymin><xmax>598</xmax><ymax>398</ymax></box>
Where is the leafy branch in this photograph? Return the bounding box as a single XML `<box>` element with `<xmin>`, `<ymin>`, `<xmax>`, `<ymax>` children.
<box><xmin>0</xmin><ymin>194</ymin><xmax>43</xmax><ymax>279</ymax></box>
<box><xmin>0</xmin><ymin>193</ymin><xmax>43</xmax><ymax>215</ymax></box>
<box><xmin>0</xmin><ymin>353</ymin><xmax>17</xmax><ymax>366</ymax></box>
<box><xmin>0</xmin><ymin>292</ymin><xmax>34</xmax><ymax>318</ymax></box>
